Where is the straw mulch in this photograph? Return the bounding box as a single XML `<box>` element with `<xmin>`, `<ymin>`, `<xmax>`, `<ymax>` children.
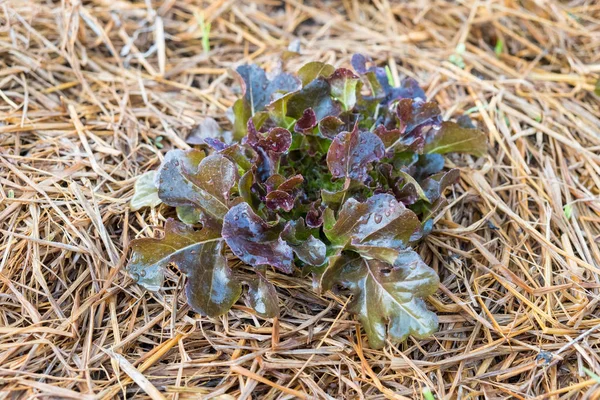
<box><xmin>1</xmin><ymin>0</ymin><xmax>599</xmax><ymax>398</ymax></box>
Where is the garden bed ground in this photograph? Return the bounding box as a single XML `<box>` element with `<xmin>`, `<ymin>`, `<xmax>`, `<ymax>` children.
<box><xmin>1</xmin><ymin>0</ymin><xmax>600</xmax><ymax>398</ymax></box>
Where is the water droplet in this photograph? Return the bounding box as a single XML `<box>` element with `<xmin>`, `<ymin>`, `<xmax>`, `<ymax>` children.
<box><xmin>241</xmin><ymin>212</ymin><xmax>248</xmax><ymax>219</ymax></box>
<box><xmin>384</xmin><ymin>210</ymin><xmax>391</xmax><ymax>217</ymax></box>
<box><xmin>139</xmin><ymin>270</ymin><xmax>146</xmax><ymax>277</ymax></box>
<box><xmin>374</xmin><ymin>214</ymin><xmax>382</xmax><ymax>224</ymax></box>
<box><xmin>130</xmin><ymin>272</ymin><xmax>140</xmax><ymax>281</ymax></box>
<box><xmin>174</xmin><ymin>161</ymin><xmax>180</xmax><ymax>167</ymax></box>
<box><xmin>234</xmin><ymin>215</ymin><xmax>239</xmax><ymax>221</ymax></box>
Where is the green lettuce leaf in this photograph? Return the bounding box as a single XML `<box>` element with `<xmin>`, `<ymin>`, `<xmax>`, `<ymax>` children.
<box><xmin>130</xmin><ymin>171</ymin><xmax>162</xmax><ymax>211</ymax></box>
<box><xmin>129</xmin><ymin>219</ymin><xmax>240</xmax><ymax>318</ymax></box>
<box><xmin>424</xmin><ymin>121</ymin><xmax>487</xmax><ymax>156</ymax></box>
<box><xmin>321</xmin><ymin>251</ymin><xmax>439</xmax><ymax>348</ymax></box>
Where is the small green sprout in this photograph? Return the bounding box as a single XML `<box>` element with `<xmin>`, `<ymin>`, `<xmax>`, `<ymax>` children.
<box><xmin>423</xmin><ymin>387</ymin><xmax>435</xmax><ymax>400</ymax></box>
<box><xmin>449</xmin><ymin>43</ymin><xmax>466</xmax><ymax>69</ymax></box>
<box><xmin>583</xmin><ymin>367</ymin><xmax>600</xmax><ymax>384</ymax></box>
<box><xmin>494</xmin><ymin>39</ymin><xmax>503</xmax><ymax>57</ymax></box>
<box><xmin>196</xmin><ymin>12</ymin><xmax>211</xmax><ymax>54</ymax></box>
<box><xmin>563</xmin><ymin>204</ymin><xmax>573</xmax><ymax>220</ymax></box>
<box><xmin>385</xmin><ymin>65</ymin><xmax>394</xmax><ymax>86</ymax></box>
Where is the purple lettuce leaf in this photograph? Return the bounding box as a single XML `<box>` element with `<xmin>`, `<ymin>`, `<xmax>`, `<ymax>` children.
<box><xmin>222</xmin><ymin>203</ymin><xmax>294</xmax><ymax>273</ymax></box>
<box><xmin>246</xmin><ymin>119</ymin><xmax>292</xmax><ymax>180</ymax></box>
<box><xmin>306</xmin><ymin>201</ymin><xmax>325</xmax><ymax>228</ymax></box>
<box><xmin>294</xmin><ymin>108</ymin><xmax>317</xmax><ymax>133</ymax></box>
<box><xmin>246</xmin><ymin>120</ymin><xmax>292</xmax><ymax>154</ymax></box>
<box><xmin>410</xmin><ymin>153</ymin><xmax>445</xmax><ymax>181</ymax></box>
<box><xmin>396</xmin><ymin>98</ymin><xmax>442</xmax><ymax>134</ymax></box>
<box><xmin>263</xmin><ymin>174</ymin><xmax>304</xmax><ymax>212</ymax></box>
<box><xmin>373</xmin><ymin>125</ymin><xmax>424</xmax><ymax>153</ymax></box>
<box><xmin>326</xmin><ymin>124</ymin><xmax>385</xmax><ymax>182</ymax></box>
<box><xmin>265</xmin><ymin>190</ymin><xmax>295</xmax><ymax>212</ymax></box>
<box><xmin>397</xmin><ymin>170</ymin><xmax>429</xmax><ymax>203</ymax></box>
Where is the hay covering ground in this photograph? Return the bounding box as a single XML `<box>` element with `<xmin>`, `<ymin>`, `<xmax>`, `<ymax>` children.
<box><xmin>1</xmin><ymin>0</ymin><xmax>600</xmax><ymax>398</ymax></box>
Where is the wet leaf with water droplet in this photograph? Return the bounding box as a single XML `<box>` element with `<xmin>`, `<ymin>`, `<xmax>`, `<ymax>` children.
<box><xmin>231</xmin><ymin>64</ymin><xmax>301</xmax><ymax>139</ymax></box>
<box><xmin>320</xmin><ymin>251</ymin><xmax>438</xmax><ymax>349</ymax></box>
<box><xmin>245</xmin><ymin>274</ymin><xmax>279</xmax><ymax>318</ymax></box>
<box><xmin>282</xmin><ymin>218</ymin><xmax>327</xmax><ymax>267</ymax></box>
<box><xmin>265</xmin><ymin>190</ymin><xmax>295</xmax><ymax>212</ymax></box>
<box><xmin>222</xmin><ymin>203</ymin><xmax>294</xmax><ymax>273</ymax></box>
<box><xmin>396</xmin><ymin>99</ymin><xmax>441</xmax><ymax>133</ymax></box>
<box><xmin>287</xmin><ymin>77</ymin><xmax>341</xmax><ymax>120</ymax></box>
<box><xmin>263</xmin><ymin>174</ymin><xmax>304</xmax><ymax>212</ymax></box>
<box><xmin>246</xmin><ymin>120</ymin><xmax>292</xmax><ymax>155</ymax></box>
<box><xmin>157</xmin><ymin>151</ymin><xmax>237</xmax><ymax>222</ymax></box>
<box><xmin>294</xmin><ymin>108</ymin><xmax>317</xmax><ymax>133</ymax></box>
<box><xmin>328</xmin><ymin>68</ymin><xmax>360</xmax><ymax>111</ymax></box>
<box><xmin>323</xmin><ymin>194</ymin><xmax>419</xmax><ymax>263</ymax></box>
<box><xmin>326</xmin><ymin>124</ymin><xmax>384</xmax><ymax>182</ymax></box>
<box><xmin>318</xmin><ymin>116</ymin><xmax>345</xmax><ymax>139</ymax></box>
<box><xmin>128</xmin><ymin>218</ymin><xmax>223</xmax><ymax>301</ymax></box>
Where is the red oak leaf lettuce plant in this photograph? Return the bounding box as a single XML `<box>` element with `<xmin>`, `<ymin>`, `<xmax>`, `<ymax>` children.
<box><xmin>128</xmin><ymin>55</ymin><xmax>486</xmax><ymax>349</ymax></box>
